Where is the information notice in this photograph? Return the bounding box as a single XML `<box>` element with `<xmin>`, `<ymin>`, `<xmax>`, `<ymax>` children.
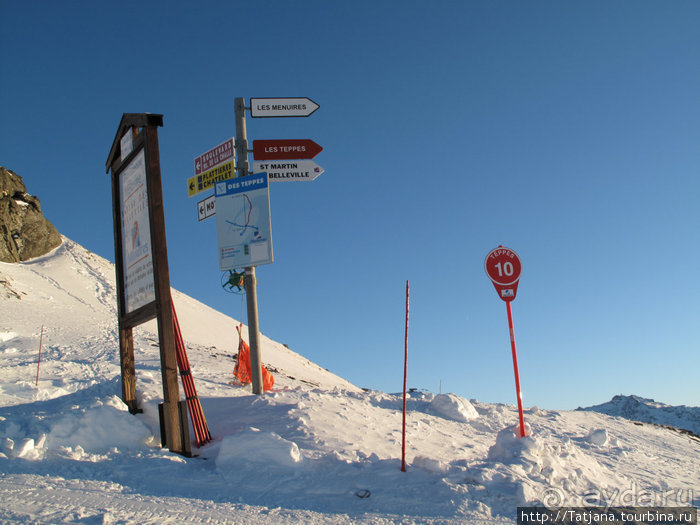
<box><xmin>517</xmin><ymin>507</ymin><xmax>697</xmax><ymax>525</ymax></box>
<box><xmin>215</xmin><ymin>173</ymin><xmax>273</xmax><ymax>269</ymax></box>
<box><xmin>119</xmin><ymin>149</ymin><xmax>155</xmax><ymax>313</ymax></box>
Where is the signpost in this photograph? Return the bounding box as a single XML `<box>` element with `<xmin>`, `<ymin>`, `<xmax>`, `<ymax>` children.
<box><xmin>188</xmin><ymin>138</ymin><xmax>236</xmax><ymax>198</ymax></box>
<box><xmin>252</xmin><ymin>139</ymin><xmax>323</xmax><ymax>161</ymax></box>
<box><xmin>195</xmin><ymin>138</ymin><xmax>235</xmax><ymax>175</ymax></box>
<box><xmin>485</xmin><ymin>246</ymin><xmax>526</xmax><ymax>438</ymax></box>
<box><xmin>250</xmin><ymin>97</ymin><xmax>319</xmax><ymax>118</ymax></box>
<box><xmin>187</xmin><ymin>160</ymin><xmax>235</xmax><ymax>197</ymax></box>
<box><xmin>252</xmin><ymin>160</ymin><xmax>324</xmax><ymax>182</ymax></box>
<box><xmin>197</xmin><ymin>194</ymin><xmax>216</xmax><ymax>221</ymax></box>
<box><xmin>212</xmin><ymin>96</ymin><xmax>321</xmax><ymax>395</ymax></box>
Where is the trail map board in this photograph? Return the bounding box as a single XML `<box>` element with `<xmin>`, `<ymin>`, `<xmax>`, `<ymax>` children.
<box><xmin>215</xmin><ymin>172</ymin><xmax>273</xmax><ymax>269</ymax></box>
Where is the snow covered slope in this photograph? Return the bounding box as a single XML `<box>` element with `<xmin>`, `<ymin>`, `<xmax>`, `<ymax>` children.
<box><xmin>0</xmin><ymin>237</ymin><xmax>357</xmax><ymax>406</ymax></box>
<box><xmin>0</xmin><ymin>238</ymin><xmax>698</xmax><ymax>524</ymax></box>
<box><xmin>580</xmin><ymin>395</ymin><xmax>700</xmax><ymax>437</ymax></box>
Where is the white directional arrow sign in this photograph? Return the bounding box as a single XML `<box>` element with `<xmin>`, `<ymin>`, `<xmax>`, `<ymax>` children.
<box><xmin>197</xmin><ymin>194</ymin><xmax>216</xmax><ymax>221</ymax></box>
<box><xmin>250</xmin><ymin>98</ymin><xmax>319</xmax><ymax>118</ymax></box>
<box><xmin>252</xmin><ymin>160</ymin><xmax>325</xmax><ymax>182</ymax></box>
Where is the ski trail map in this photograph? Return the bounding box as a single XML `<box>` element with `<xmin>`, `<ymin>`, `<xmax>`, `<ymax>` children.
<box><xmin>215</xmin><ymin>173</ymin><xmax>273</xmax><ymax>270</ymax></box>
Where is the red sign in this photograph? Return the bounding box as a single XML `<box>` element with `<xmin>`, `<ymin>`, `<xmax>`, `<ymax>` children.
<box><xmin>485</xmin><ymin>246</ymin><xmax>522</xmax><ymax>302</ymax></box>
<box><xmin>195</xmin><ymin>138</ymin><xmax>235</xmax><ymax>175</ymax></box>
<box><xmin>252</xmin><ymin>139</ymin><xmax>323</xmax><ymax>161</ymax></box>
<box><xmin>485</xmin><ymin>245</ymin><xmax>527</xmax><ymax>438</ymax></box>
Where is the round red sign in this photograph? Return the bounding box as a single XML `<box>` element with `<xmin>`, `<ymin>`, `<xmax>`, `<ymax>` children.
<box><xmin>484</xmin><ymin>246</ymin><xmax>522</xmax><ymax>285</ymax></box>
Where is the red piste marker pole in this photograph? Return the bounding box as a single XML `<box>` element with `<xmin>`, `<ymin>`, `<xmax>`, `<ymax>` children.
<box><xmin>506</xmin><ymin>301</ymin><xmax>526</xmax><ymax>438</ymax></box>
<box><xmin>401</xmin><ymin>280</ymin><xmax>409</xmax><ymax>472</ymax></box>
<box><xmin>35</xmin><ymin>325</ymin><xmax>44</xmax><ymax>387</ymax></box>
<box><xmin>485</xmin><ymin>246</ymin><xmax>527</xmax><ymax>438</ymax></box>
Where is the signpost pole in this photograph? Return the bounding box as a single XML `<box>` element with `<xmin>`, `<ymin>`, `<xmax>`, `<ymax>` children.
<box><xmin>506</xmin><ymin>301</ymin><xmax>526</xmax><ymax>438</ymax></box>
<box><xmin>234</xmin><ymin>97</ymin><xmax>264</xmax><ymax>395</ymax></box>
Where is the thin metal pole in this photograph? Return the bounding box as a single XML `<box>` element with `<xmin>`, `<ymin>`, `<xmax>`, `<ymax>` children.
<box><xmin>234</xmin><ymin>97</ymin><xmax>263</xmax><ymax>394</ymax></box>
<box><xmin>35</xmin><ymin>325</ymin><xmax>44</xmax><ymax>386</ymax></box>
<box><xmin>506</xmin><ymin>301</ymin><xmax>526</xmax><ymax>438</ymax></box>
<box><xmin>401</xmin><ymin>280</ymin><xmax>409</xmax><ymax>472</ymax></box>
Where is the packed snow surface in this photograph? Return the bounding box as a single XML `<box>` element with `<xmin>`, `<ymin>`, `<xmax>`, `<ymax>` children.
<box><xmin>0</xmin><ymin>238</ymin><xmax>698</xmax><ymax>524</ymax></box>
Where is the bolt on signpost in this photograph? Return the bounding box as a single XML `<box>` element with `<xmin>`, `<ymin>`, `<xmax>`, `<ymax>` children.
<box><xmin>485</xmin><ymin>246</ymin><xmax>527</xmax><ymax>438</ymax></box>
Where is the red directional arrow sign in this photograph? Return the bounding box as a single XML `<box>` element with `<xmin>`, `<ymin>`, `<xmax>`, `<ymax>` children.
<box><xmin>252</xmin><ymin>139</ymin><xmax>323</xmax><ymax>161</ymax></box>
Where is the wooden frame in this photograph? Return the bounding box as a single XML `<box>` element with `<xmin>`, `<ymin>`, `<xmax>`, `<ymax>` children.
<box><xmin>106</xmin><ymin>114</ymin><xmax>187</xmax><ymax>455</ymax></box>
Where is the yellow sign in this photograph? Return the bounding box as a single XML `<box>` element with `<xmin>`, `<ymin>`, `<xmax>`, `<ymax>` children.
<box><xmin>187</xmin><ymin>160</ymin><xmax>235</xmax><ymax>197</ymax></box>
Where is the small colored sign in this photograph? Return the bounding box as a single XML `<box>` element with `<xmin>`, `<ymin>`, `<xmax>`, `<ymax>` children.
<box><xmin>485</xmin><ymin>246</ymin><xmax>522</xmax><ymax>302</ymax></box>
<box><xmin>215</xmin><ymin>173</ymin><xmax>273</xmax><ymax>269</ymax></box>
<box><xmin>120</xmin><ymin>130</ymin><xmax>133</xmax><ymax>162</ymax></box>
<box><xmin>187</xmin><ymin>160</ymin><xmax>235</xmax><ymax>197</ymax></box>
<box><xmin>252</xmin><ymin>139</ymin><xmax>323</xmax><ymax>161</ymax></box>
<box><xmin>197</xmin><ymin>194</ymin><xmax>216</xmax><ymax>221</ymax></box>
<box><xmin>252</xmin><ymin>160</ymin><xmax>324</xmax><ymax>182</ymax></box>
<box><xmin>250</xmin><ymin>98</ymin><xmax>319</xmax><ymax>118</ymax></box>
<box><xmin>194</xmin><ymin>138</ymin><xmax>235</xmax><ymax>175</ymax></box>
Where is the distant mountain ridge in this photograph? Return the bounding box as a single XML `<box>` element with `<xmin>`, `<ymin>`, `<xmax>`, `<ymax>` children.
<box><xmin>579</xmin><ymin>394</ymin><xmax>700</xmax><ymax>437</ymax></box>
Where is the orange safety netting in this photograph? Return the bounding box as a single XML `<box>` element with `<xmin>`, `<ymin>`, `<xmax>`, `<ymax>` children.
<box><xmin>235</xmin><ymin>325</ymin><xmax>274</xmax><ymax>391</ymax></box>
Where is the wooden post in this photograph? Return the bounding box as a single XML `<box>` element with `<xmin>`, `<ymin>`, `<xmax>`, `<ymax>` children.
<box><xmin>119</xmin><ymin>326</ymin><xmax>138</xmax><ymax>413</ymax></box>
<box><xmin>143</xmin><ymin>123</ymin><xmax>183</xmax><ymax>454</ymax></box>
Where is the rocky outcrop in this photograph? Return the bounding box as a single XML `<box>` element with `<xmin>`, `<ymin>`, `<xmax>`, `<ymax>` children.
<box><xmin>0</xmin><ymin>167</ymin><xmax>62</xmax><ymax>262</ymax></box>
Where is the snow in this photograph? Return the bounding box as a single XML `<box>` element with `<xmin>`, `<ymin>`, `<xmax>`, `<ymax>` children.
<box><xmin>585</xmin><ymin>429</ymin><xmax>609</xmax><ymax>446</ymax></box>
<box><xmin>216</xmin><ymin>427</ymin><xmax>305</xmax><ymax>471</ymax></box>
<box><xmin>431</xmin><ymin>392</ymin><xmax>479</xmax><ymax>422</ymax></box>
<box><xmin>0</xmin><ymin>237</ymin><xmax>698</xmax><ymax>524</ymax></box>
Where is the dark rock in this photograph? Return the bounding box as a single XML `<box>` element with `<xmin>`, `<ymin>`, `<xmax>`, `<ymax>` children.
<box><xmin>0</xmin><ymin>167</ymin><xmax>62</xmax><ymax>262</ymax></box>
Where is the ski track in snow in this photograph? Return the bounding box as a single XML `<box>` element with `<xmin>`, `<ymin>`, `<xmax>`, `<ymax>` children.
<box><xmin>0</xmin><ymin>238</ymin><xmax>698</xmax><ymax>524</ymax></box>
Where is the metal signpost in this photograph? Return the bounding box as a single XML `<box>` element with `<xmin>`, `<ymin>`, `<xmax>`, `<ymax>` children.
<box><xmin>218</xmin><ymin>96</ymin><xmax>322</xmax><ymax>395</ymax></box>
<box><xmin>106</xmin><ymin>113</ymin><xmax>188</xmax><ymax>456</ymax></box>
<box><xmin>485</xmin><ymin>246</ymin><xmax>527</xmax><ymax>438</ymax></box>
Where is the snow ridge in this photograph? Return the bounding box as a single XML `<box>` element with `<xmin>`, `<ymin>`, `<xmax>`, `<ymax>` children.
<box><xmin>579</xmin><ymin>394</ymin><xmax>700</xmax><ymax>437</ymax></box>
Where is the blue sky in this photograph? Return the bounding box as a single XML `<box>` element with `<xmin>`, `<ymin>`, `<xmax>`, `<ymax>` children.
<box><xmin>2</xmin><ymin>1</ymin><xmax>698</xmax><ymax>409</ymax></box>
